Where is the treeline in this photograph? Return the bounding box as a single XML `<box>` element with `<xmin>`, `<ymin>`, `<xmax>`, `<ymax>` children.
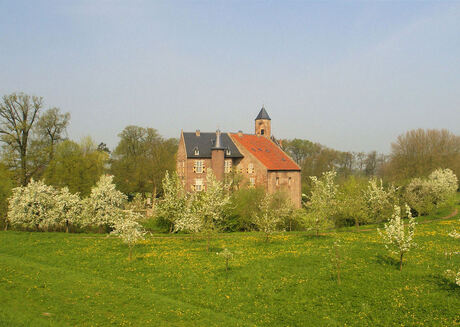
<box><xmin>1</xmin><ymin>92</ymin><xmax>460</xmax><ymax>229</ymax></box>
<box><xmin>282</xmin><ymin>128</ymin><xmax>460</xmax><ymax>194</ymax></box>
<box><xmin>0</xmin><ymin>92</ymin><xmax>177</xmax><ymax>228</ymax></box>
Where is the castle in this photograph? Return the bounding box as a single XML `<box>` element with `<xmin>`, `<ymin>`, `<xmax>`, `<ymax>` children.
<box><xmin>176</xmin><ymin>107</ymin><xmax>301</xmax><ymax>207</ymax></box>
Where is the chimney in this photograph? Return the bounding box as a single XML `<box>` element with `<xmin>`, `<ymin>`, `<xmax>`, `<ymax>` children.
<box><xmin>238</xmin><ymin>130</ymin><xmax>243</xmax><ymax>137</ymax></box>
<box><xmin>196</xmin><ymin>129</ymin><xmax>200</xmax><ymax>136</ymax></box>
<box><xmin>211</xmin><ymin>129</ymin><xmax>225</xmax><ymax>181</ymax></box>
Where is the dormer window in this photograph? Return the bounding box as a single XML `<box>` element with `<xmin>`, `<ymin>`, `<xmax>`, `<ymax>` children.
<box><xmin>226</xmin><ymin>148</ymin><xmax>231</xmax><ymax>156</ymax></box>
<box><xmin>194</xmin><ymin>147</ymin><xmax>199</xmax><ymax>156</ymax></box>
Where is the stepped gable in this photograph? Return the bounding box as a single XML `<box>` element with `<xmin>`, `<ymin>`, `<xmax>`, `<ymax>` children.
<box><xmin>230</xmin><ymin>133</ymin><xmax>300</xmax><ymax>171</ymax></box>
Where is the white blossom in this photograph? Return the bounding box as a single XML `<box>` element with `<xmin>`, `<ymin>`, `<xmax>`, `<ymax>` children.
<box><xmin>156</xmin><ymin>171</ymin><xmax>187</xmax><ymax>232</ymax></box>
<box><xmin>252</xmin><ymin>193</ymin><xmax>284</xmax><ymax>241</ymax></box>
<box><xmin>303</xmin><ymin>170</ymin><xmax>338</xmax><ymax>235</ymax></box>
<box><xmin>365</xmin><ymin>178</ymin><xmax>397</xmax><ymax>222</ymax></box>
<box><xmin>51</xmin><ymin>187</ymin><xmax>82</xmax><ymax>232</ymax></box>
<box><xmin>378</xmin><ymin>204</ymin><xmax>417</xmax><ymax>270</ymax></box>
<box><xmin>111</xmin><ymin>209</ymin><xmax>146</xmax><ymax>260</ymax></box>
<box><xmin>7</xmin><ymin>179</ymin><xmax>57</xmax><ymax>230</ymax></box>
<box><xmin>82</xmin><ymin>175</ymin><xmax>127</xmax><ymax>229</ymax></box>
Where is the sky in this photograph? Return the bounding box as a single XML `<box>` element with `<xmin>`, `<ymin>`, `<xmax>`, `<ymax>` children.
<box><xmin>1</xmin><ymin>0</ymin><xmax>459</xmax><ymax>153</ymax></box>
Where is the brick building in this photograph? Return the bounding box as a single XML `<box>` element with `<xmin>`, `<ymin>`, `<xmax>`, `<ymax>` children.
<box><xmin>176</xmin><ymin>107</ymin><xmax>301</xmax><ymax>207</ymax></box>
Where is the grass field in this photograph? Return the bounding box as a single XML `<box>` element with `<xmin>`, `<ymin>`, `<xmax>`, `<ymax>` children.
<box><xmin>1</xmin><ymin>205</ymin><xmax>459</xmax><ymax>326</ymax></box>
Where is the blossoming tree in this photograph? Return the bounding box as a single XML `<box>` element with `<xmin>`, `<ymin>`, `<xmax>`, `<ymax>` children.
<box><xmin>156</xmin><ymin>171</ymin><xmax>187</xmax><ymax>233</ymax></box>
<box><xmin>378</xmin><ymin>204</ymin><xmax>417</xmax><ymax>271</ymax></box>
<box><xmin>252</xmin><ymin>193</ymin><xmax>291</xmax><ymax>242</ymax></box>
<box><xmin>303</xmin><ymin>170</ymin><xmax>337</xmax><ymax>236</ymax></box>
<box><xmin>82</xmin><ymin>175</ymin><xmax>127</xmax><ymax>232</ymax></box>
<box><xmin>52</xmin><ymin>187</ymin><xmax>82</xmax><ymax>232</ymax></box>
<box><xmin>365</xmin><ymin>178</ymin><xmax>397</xmax><ymax>223</ymax></box>
<box><xmin>7</xmin><ymin>179</ymin><xmax>56</xmax><ymax>231</ymax></box>
<box><xmin>111</xmin><ymin>210</ymin><xmax>146</xmax><ymax>261</ymax></box>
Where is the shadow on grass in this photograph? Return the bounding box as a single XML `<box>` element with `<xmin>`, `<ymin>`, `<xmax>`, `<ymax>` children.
<box><xmin>427</xmin><ymin>274</ymin><xmax>459</xmax><ymax>293</ymax></box>
<box><xmin>375</xmin><ymin>254</ymin><xmax>400</xmax><ymax>270</ymax></box>
<box><xmin>300</xmin><ymin>234</ymin><xmax>334</xmax><ymax>241</ymax></box>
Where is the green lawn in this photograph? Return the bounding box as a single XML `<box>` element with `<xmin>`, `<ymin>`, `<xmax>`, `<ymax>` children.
<box><xmin>1</xmin><ymin>210</ymin><xmax>459</xmax><ymax>326</ymax></box>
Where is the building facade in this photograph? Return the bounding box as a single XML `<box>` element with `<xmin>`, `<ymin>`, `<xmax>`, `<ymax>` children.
<box><xmin>176</xmin><ymin>107</ymin><xmax>301</xmax><ymax>207</ymax></box>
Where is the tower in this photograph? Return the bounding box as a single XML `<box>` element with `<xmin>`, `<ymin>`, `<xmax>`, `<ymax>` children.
<box><xmin>211</xmin><ymin>129</ymin><xmax>225</xmax><ymax>181</ymax></box>
<box><xmin>255</xmin><ymin>106</ymin><xmax>271</xmax><ymax>137</ymax></box>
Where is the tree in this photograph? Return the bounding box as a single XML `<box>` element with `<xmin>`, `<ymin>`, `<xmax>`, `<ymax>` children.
<box><xmin>111</xmin><ymin>210</ymin><xmax>146</xmax><ymax>261</ymax></box>
<box><xmin>388</xmin><ymin>129</ymin><xmax>460</xmax><ymax>182</ymax></box>
<box><xmin>378</xmin><ymin>205</ymin><xmax>417</xmax><ymax>271</ymax></box>
<box><xmin>0</xmin><ymin>93</ymin><xmax>43</xmax><ymax>185</ymax></box>
<box><xmin>405</xmin><ymin>168</ymin><xmax>458</xmax><ymax>216</ymax></box>
<box><xmin>364</xmin><ymin>178</ymin><xmax>397</xmax><ymax>223</ymax></box>
<box><xmin>191</xmin><ymin>171</ymin><xmax>230</xmax><ymax>251</ymax></box>
<box><xmin>155</xmin><ymin>171</ymin><xmax>187</xmax><ymax>232</ymax></box>
<box><xmin>226</xmin><ymin>187</ymin><xmax>265</xmax><ymax>231</ymax></box>
<box><xmin>82</xmin><ymin>175</ymin><xmax>127</xmax><ymax>231</ymax></box>
<box><xmin>251</xmin><ymin>193</ymin><xmax>288</xmax><ymax>242</ymax></box>
<box><xmin>34</xmin><ymin>108</ymin><xmax>70</xmax><ymax>161</ymax></box>
<box><xmin>0</xmin><ymin>163</ymin><xmax>15</xmax><ymax>229</ymax></box>
<box><xmin>44</xmin><ymin>138</ymin><xmax>108</xmax><ymax>196</ymax></box>
<box><xmin>7</xmin><ymin>179</ymin><xmax>56</xmax><ymax>231</ymax></box>
<box><xmin>110</xmin><ymin>126</ymin><xmax>177</xmax><ymax>196</ymax></box>
<box><xmin>52</xmin><ymin>187</ymin><xmax>82</xmax><ymax>233</ymax></box>
<box><xmin>303</xmin><ymin>170</ymin><xmax>338</xmax><ymax>236</ymax></box>
<box><xmin>335</xmin><ymin>176</ymin><xmax>369</xmax><ymax>228</ymax></box>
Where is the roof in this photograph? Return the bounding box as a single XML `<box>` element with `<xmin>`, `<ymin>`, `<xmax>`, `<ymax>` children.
<box><xmin>230</xmin><ymin>134</ymin><xmax>300</xmax><ymax>171</ymax></box>
<box><xmin>183</xmin><ymin>132</ymin><xmax>243</xmax><ymax>158</ymax></box>
<box><xmin>255</xmin><ymin>107</ymin><xmax>271</xmax><ymax>120</ymax></box>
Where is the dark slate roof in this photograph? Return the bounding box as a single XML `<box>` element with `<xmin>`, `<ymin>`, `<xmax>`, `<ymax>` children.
<box><xmin>255</xmin><ymin>107</ymin><xmax>271</xmax><ymax>120</ymax></box>
<box><xmin>183</xmin><ymin>132</ymin><xmax>243</xmax><ymax>158</ymax></box>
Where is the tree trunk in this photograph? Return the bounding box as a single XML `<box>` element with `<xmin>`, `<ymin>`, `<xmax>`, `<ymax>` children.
<box><xmin>335</xmin><ymin>246</ymin><xmax>341</xmax><ymax>285</ymax></box>
<box><xmin>65</xmin><ymin>221</ymin><xmax>69</xmax><ymax>233</ymax></box>
<box><xmin>4</xmin><ymin>221</ymin><xmax>8</xmax><ymax>231</ymax></box>
<box><xmin>399</xmin><ymin>252</ymin><xmax>404</xmax><ymax>271</ymax></box>
<box><xmin>129</xmin><ymin>246</ymin><xmax>133</xmax><ymax>261</ymax></box>
<box><xmin>355</xmin><ymin>219</ymin><xmax>359</xmax><ymax>230</ymax></box>
<box><xmin>206</xmin><ymin>233</ymin><xmax>210</xmax><ymax>252</ymax></box>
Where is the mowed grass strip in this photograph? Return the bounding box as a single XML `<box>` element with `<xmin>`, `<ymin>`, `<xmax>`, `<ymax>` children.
<box><xmin>0</xmin><ymin>210</ymin><xmax>459</xmax><ymax>326</ymax></box>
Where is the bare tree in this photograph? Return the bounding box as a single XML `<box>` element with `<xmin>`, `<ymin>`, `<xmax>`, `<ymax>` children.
<box><xmin>0</xmin><ymin>93</ymin><xmax>43</xmax><ymax>185</ymax></box>
<box><xmin>35</xmin><ymin>108</ymin><xmax>70</xmax><ymax>161</ymax></box>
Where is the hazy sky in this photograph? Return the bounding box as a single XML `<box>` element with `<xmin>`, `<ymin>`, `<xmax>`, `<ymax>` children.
<box><xmin>1</xmin><ymin>1</ymin><xmax>459</xmax><ymax>153</ymax></box>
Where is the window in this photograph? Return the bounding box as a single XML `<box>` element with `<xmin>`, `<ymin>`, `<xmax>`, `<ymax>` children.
<box><xmin>250</xmin><ymin>177</ymin><xmax>255</xmax><ymax>187</ymax></box>
<box><xmin>182</xmin><ymin>161</ymin><xmax>185</xmax><ymax>174</ymax></box>
<box><xmin>261</xmin><ymin>129</ymin><xmax>265</xmax><ymax>135</ymax></box>
<box><xmin>247</xmin><ymin>163</ymin><xmax>254</xmax><ymax>174</ymax></box>
<box><xmin>194</xmin><ymin>147</ymin><xmax>199</xmax><ymax>156</ymax></box>
<box><xmin>276</xmin><ymin>177</ymin><xmax>280</xmax><ymax>186</ymax></box>
<box><xmin>195</xmin><ymin>179</ymin><xmax>203</xmax><ymax>191</ymax></box>
<box><xmin>224</xmin><ymin>160</ymin><xmax>232</xmax><ymax>173</ymax></box>
<box><xmin>194</xmin><ymin>160</ymin><xmax>203</xmax><ymax>173</ymax></box>
<box><xmin>288</xmin><ymin>177</ymin><xmax>292</xmax><ymax>186</ymax></box>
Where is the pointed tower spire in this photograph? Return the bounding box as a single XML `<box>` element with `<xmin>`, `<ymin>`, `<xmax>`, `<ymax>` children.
<box><xmin>255</xmin><ymin>106</ymin><xmax>271</xmax><ymax>137</ymax></box>
<box><xmin>255</xmin><ymin>106</ymin><xmax>271</xmax><ymax>120</ymax></box>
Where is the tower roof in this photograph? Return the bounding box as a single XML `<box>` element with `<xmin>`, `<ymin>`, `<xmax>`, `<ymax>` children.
<box><xmin>255</xmin><ymin>106</ymin><xmax>271</xmax><ymax>120</ymax></box>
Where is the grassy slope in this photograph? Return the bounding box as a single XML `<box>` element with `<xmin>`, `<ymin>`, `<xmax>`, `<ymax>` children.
<box><xmin>1</xmin><ymin>205</ymin><xmax>459</xmax><ymax>326</ymax></box>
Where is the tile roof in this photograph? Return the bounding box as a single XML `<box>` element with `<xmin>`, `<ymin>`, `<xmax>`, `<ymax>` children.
<box><xmin>230</xmin><ymin>134</ymin><xmax>300</xmax><ymax>171</ymax></box>
<box><xmin>183</xmin><ymin>132</ymin><xmax>243</xmax><ymax>158</ymax></box>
